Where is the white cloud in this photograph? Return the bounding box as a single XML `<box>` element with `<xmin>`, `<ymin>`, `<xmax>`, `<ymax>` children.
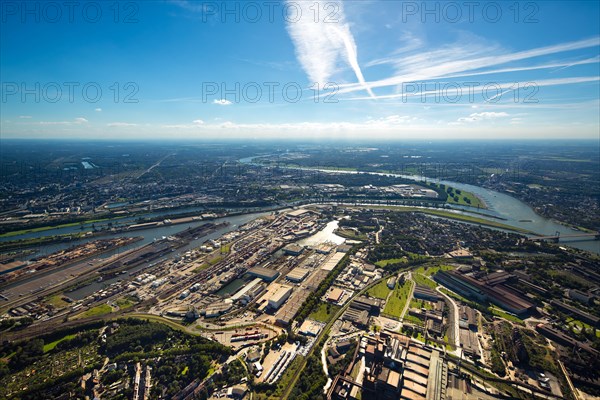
<box><xmin>161</xmin><ymin>119</ymin><xmax>206</xmax><ymax>129</ymax></box>
<box><xmin>37</xmin><ymin>118</ymin><xmax>88</xmax><ymax>126</ymax></box>
<box><xmin>366</xmin><ymin>115</ymin><xmax>418</xmax><ymax>125</ymax></box>
<box><xmin>349</xmin><ymin>76</ymin><xmax>600</xmax><ymax>101</ymax></box>
<box><xmin>285</xmin><ymin>0</ymin><xmax>374</xmax><ymax>97</ymax></box>
<box><xmin>213</xmin><ymin>99</ymin><xmax>232</xmax><ymax>106</ymax></box>
<box><xmin>340</xmin><ymin>36</ymin><xmax>600</xmax><ymax>96</ymax></box>
<box><xmin>107</xmin><ymin>122</ymin><xmax>138</xmax><ymax>127</ymax></box>
<box><xmin>171</xmin><ymin>0</ymin><xmax>212</xmax><ymax>13</ymax></box>
<box><xmin>95</xmin><ymin>108</ymin><xmax>102</xmax><ymax>112</ymax></box>
<box><xmin>18</xmin><ymin>115</ymin><xmax>32</xmax><ymax>119</ymax></box>
<box><xmin>457</xmin><ymin>112</ymin><xmax>509</xmax><ymax>123</ymax></box>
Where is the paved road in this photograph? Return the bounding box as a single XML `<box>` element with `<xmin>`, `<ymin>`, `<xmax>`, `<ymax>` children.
<box><xmin>399</xmin><ymin>273</ymin><xmax>415</xmax><ymax>321</ymax></box>
<box><xmin>321</xmin><ymin>337</ymin><xmax>332</xmax><ymax>393</ymax></box>
<box><xmin>355</xmin><ymin>356</ymin><xmax>366</xmax><ymax>386</ymax></box>
<box><xmin>436</xmin><ymin>285</ymin><xmax>461</xmax><ymax>357</ymax></box>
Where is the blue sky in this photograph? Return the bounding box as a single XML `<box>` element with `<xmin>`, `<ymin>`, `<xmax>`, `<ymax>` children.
<box><xmin>1</xmin><ymin>0</ymin><xmax>599</xmax><ymax>140</ymax></box>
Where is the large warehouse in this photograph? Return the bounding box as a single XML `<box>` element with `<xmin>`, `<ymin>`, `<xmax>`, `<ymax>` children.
<box><xmin>230</xmin><ymin>278</ymin><xmax>264</xmax><ymax>304</ymax></box>
<box><xmin>269</xmin><ymin>286</ymin><xmax>293</xmax><ymax>309</ymax></box>
<box><xmin>248</xmin><ymin>266</ymin><xmax>280</xmax><ymax>282</ymax></box>
<box><xmin>283</xmin><ymin>243</ymin><xmax>304</xmax><ymax>256</ymax></box>
<box><xmin>286</xmin><ymin>267</ymin><xmax>310</xmax><ymax>283</ymax></box>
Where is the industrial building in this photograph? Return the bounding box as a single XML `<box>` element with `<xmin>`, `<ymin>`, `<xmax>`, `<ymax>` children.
<box><xmin>287</xmin><ymin>209</ymin><xmax>312</xmax><ymax>218</ymax></box>
<box><xmin>536</xmin><ymin>324</ymin><xmax>600</xmax><ymax>358</ymax></box>
<box><xmin>286</xmin><ymin>267</ymin><xmax>310</xmax><ymax>283</ymax></box>
<box><xmin>413</xmin><ymin>285</ymin><xmax>442</xmax><ymax>302</ymax></box>
<box><xmin>434</xmin><ymin>270</ymin><xmax>535</xmax><ymax>317</ymax></box>
<box><xmin>568</xmin><ymin>289</ymin><xmax>595</xmax><ymax>305</ymax></box>
<box><xmin>327</xmin><ymin>287</ymin><xmax>344</xmax><ymax>303</ymax></box>
<box><xmin>550</xmin><ymin>300</ymin><xmax>600</xmax><ymax>326</ymax></box>
<box><xmin>349</xmin><ymin>296</ymin><xmax>382</xmax><ymax>314</ymax></box>
<box><xmin>283</xmin><ymin>244</ymin><xmax>304</xmax><ymax>256</ymax></box>
<box><xmin>246</xmin><ymin>350</ymin><xmax>261</xmax><ymax>363</ymax></box>
<box><xmin>459</xmin><ymin>329</ymin><xmax>480</xmax><ymax>359</ymax></box>
<box><xmin>248</xmin><ymin>266</ymin><xmax>280</xmax><ymax>282</ymax></box>
<box><xmin>321</xmin><ymin>252</ymin><xmax>346</xmax><ymax>271</ymax></box>
<box><xmin>329</xmin><ymin>332</ymin><xmax>448</xmax><ymax>400</ymax></box>
<box><xmin>342</xmin><ymin>308</ymin><xmax>369</xmax><ymax>328</ymax></box>
<box><xmin>458</xmin><ymin>305</ymin><xmax>478</xmax><ymax>331</ymax></box>
<box><xmin>387</xmin><ymin>277</ymin><xmax>396</xmax><ymax>289</ymax></box>
<box><xmin>315</xmin><ymin>243</ymin><xmax>335</xmax><ymax>254</ymax></box>
<box><xmin>299</xmin><ymin>319</ymin><xmax>322</xmax><ymax>337</ymax></box>
<box><xmin>448</xmin><ymin>249</ymin><xmax>473</xmax><ymax>260</ymax></box>
<box><xmin>230</xmin><ymin>278</ymin><xmax>265</xmax><ymax>304</ymax></box>
<box><xmin>204</xmin><ymin>300</ymin><xmax>234</xmax><ymax>318</ymax></box>
<box><xmin>434</xmin><ymin>271</ymin><xmax>485</xmax><ymax>302</ymax></box>
<box><xmin>268</xmin><ymin>285</ymin><xmax>293</xmax><ymax>309</ymax></box>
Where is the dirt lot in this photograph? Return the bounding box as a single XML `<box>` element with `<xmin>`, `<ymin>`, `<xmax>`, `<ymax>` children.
<box><xmin>257</xmin><ymin>342</ymin><xmax>299</xmax><ymax>383</ymax></box>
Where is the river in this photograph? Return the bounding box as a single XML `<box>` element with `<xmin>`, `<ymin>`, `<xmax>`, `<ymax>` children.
<box><xmin>240</xmin><ymin>156</ymin><xmax>599</xmax><ymax>254</ymax></box>
<box><xmin>297</xmin><ymin>220</ymin><xmax>345</xmax><ymax>247</ymax></box>
<box><xmin>0</xmin><ymin>207</ymin><xmax>276</xmax><ymax>261</ymax></box>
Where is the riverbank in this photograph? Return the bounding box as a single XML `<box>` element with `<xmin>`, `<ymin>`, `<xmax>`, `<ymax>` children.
<box><xmin>348</xmin><ymin>205</ymin><xmax>535</xmax><ymax>234</ymax></box>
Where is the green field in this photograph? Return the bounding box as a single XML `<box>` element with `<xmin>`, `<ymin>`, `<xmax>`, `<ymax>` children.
<box><xmin>193</xmin><ymin>254</ymin><xmax>224</xmax><ymax>273</ymax></box>
<box><xmin>446</xmin><ymin>189</ymin><xmax>486</xmax><ymax>209</ymax></box>
<box><xmin>366</xmin><ymin>280</ymin><xmax>392</xmax><ymax>300</ymax></box>
<box><xmin>383</xmin><ymin>280</ymin><xmax>413</xmax><ymax>318</ymax></box>
<box><xmin>220</xmin><ymin>243</ymin><xmax>231</xmax><ymax>253</ymax></box>
<box><xmin>45</xmin><ymin>294</ymin><xmax>69</xmax><ymax>309</ymax></box>
<box><xmin>412</xmin><ymin>273</ymin><xmax>437</xmax><ymax>289</ymax></box>
<box><xmin>375</xmin><ymin>258</ymin><xmax>407</xmax><ymax>267</ymax></box>
<box><xmin>336</xmin><ymin>228</ymin><xmax>368</xmax><ymax>240</ymax></box>
<box><xmin>76</xmin><ymin>303</ymin><xmax>113</xmax><ymax>319</ymax></box>
<box><xmin>43</xmin><ymin>334</ymin><xmax>77</xmax><ymax>353</ymax></box>
<box><xmin>410</xmin><ymin>298</ymin><xmax>433</xmax><ymax>311</ymax></box>
<box><xmin>425</xmin><ymin>183</ymin><xmax>486</xmax><ymax>209</ymax></box>
<box><xmin>115</xmin><ymin>296</ymin><xmax>136</xmax><ymax>310</ymax></box>
<box><xmin>566</xmin><ymin>318</ymin><xmax>600</xmax><ymax>338</ymax></box>
<box><xmin>403</xmin><ymin>314</ymin><xmax>424</xmax><ymax>326</ymax></box>
<box><xmin>413</xmin><ymin>264</ymin><xmax>453</xmax><ymax>277</ymax></box>
<box><xmin>308</xmin><ymin>302</ymin><xmax>341</xmax><ymax>323</ymax></box>
<box><xmin>350</xmin><ymin>360</ymin><xmax>362</xmax><ymax>379</ymax></box>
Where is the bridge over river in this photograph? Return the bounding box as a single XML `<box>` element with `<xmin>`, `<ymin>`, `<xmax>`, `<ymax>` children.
<box><xmin>529</xmin><ymin>232</ymin><xmax>600</xmax><ymax>243</ymax></box>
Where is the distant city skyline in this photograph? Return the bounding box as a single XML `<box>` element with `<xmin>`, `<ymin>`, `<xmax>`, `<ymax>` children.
<box><xmin>1</xmin><ymin>0</ymin><xmax>599</xmax><ymax>139</ymax></box>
